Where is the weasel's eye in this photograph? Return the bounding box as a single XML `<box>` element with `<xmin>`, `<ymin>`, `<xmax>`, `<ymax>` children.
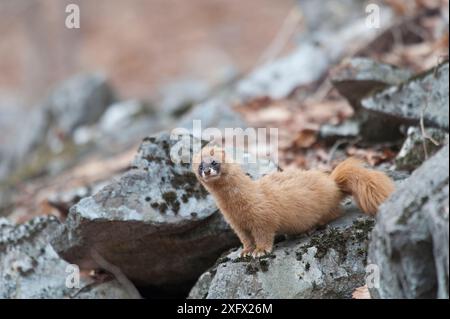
<box><xmin>211</xmin><ymin>160</ymin><xmax>217</xmax><ymax>166</ymax></box>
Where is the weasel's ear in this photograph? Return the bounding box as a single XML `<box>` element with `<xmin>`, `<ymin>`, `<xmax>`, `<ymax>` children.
<box><xmin>212</xmin><ymin>146</ymin><xmax>226</xmax><ymax>157</ymax></box>
<box><xmin>216</xmin><ymin>147</ymin><xmax>226</xmax><ymax>161</ymax></box>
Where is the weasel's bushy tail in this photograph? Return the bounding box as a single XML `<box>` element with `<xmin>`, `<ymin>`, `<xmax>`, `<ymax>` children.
<box><xmin>330</xmin><ymin>158</ymin><xmax>395</xmax><ymax>216</ymax></box>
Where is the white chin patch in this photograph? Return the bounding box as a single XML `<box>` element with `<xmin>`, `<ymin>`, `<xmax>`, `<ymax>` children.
<box><xmin>202</xmin><ymin>168</ymin><xmax>218</xmax><ymax>179</ymax></box>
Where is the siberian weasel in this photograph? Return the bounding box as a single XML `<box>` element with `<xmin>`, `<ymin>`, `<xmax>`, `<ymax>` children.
<box><xmin>192</xmin><ymin>146</ymin><xmax>395</xmax><ymax>258</ymax></box>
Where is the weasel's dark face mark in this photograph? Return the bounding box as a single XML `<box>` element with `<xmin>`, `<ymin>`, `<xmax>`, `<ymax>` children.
<box><xmin>198</xmin><ymin>159</ymin><xmax>221</xmax><ymax>182</ymax></box>
<box><xmin>194</xmin><ymin>146</ymin><xmax>226</xmax><ymax>183</ymax></box>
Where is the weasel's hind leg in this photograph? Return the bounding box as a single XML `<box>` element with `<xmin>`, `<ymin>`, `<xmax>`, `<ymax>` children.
<box><xmin>318</xmin><ymin>207</ymin><xmax>342</xmax><ymax>226</ymax></box>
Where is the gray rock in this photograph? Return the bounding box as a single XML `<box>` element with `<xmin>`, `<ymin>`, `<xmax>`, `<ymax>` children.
<box><xmin>329</xmin><ymin>58</ymin><xmax>413</xmax><ymax>141</ymax></box>
<box><xmin>0</xmin><ymin>216</ymin><xmax>140</xmax><ymax>299</ymax></box>
<box><xmin>395</xmin><ymin>127</ymin><xmax>448</xmax><ymax>171</ymax></box>
<box><xmin>331</xmin><ymin>58</ymin><xmax>413</xmax><ymax>110</ymax></box>
<box><xmin>0</xmin><ymin>106</ymin><xmax>49</xmax><ymax>183</ymax></box>
<box><xmin>158</xmin><ymin>79</ymin><xmax>211</xmax><ymax>118</ymax></box>
<box><xmin>319</xmin><ymin>120</ymin><xmax>360</xmax><ymax>142</ymax></box>
<box><xmin>237</xmin><ymin>43</ymin><xmax>329</xmax><ymax>101</ymax></box>
<box><xmin>1</xmin><ymin>74</ymin><xmax>116</xmax><ymax>189</ymax></box>
<box><xmin>46</xmin><ymin>185</ymin><xmax>97</xmax><ymax>217</ymax></box>
<box><xmin>46</xmin><ymin>73</ymin><xmax>116</xmax><ymax>135</ymax></box>
<box><xmin>297</xmin><ymin>0</ymin><xmax>371</xmax><ymax>34</ymax></box>
<box><xmin>51</xmin><ymin>132</ymin><xmax>276</xmax><ymax>289</ymax></box>
<box><xmin>177</xmin><ymin>96</ymin><xmax>247</xmax><ymax>134</ymax></box>
<box><xmin>189</xmin><ymin>204</ymin><xmax>375</xmax><ymax>299</ymax></box>
<box><xmin>73</xmin><ymin>99</ymin><xmax>163</xmax><ymax>150</ymax></box>
<box><xmin>368</xmin><ymin>144</ymin><xmax>449</xmax><ymax>299</ymax></box>
<box><xmin>362</xmin><ymin>62</ymin><xmax>449</xmax><ymax>132</ymax></box>
<box><xmin>382</xmin><ymin>168</ymin><xmax>411</xmax><ymax>182</ymax></box>
<box><xmin>98</xmin><ymin>100</ymin><xmax>147</xmax><ymax>134</ymax></box>
<box><xmin>0</xmin><ymin>105</ymin><xmax>51</xmax><ymax>215</ymax></box>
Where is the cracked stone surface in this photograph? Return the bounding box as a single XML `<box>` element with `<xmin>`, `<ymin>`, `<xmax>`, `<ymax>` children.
<box><xmin>362</xmin><ymin>62</ymin><xmax>449</xmax><ymax>132</ymax></box>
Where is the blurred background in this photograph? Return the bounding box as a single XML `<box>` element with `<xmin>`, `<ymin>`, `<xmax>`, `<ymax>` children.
<box><xmin>0</xmin><ymin>0</ymin><xmax>294</xmax><ymax>219</ymax></box>
<box><xmin>0</xmin><ymin>0</ymin><xmax>448</xmax><ymax>300</ymax></box>
<box><xmin>0</xmin><ymin>0</ymin><xmax>292</xmax><ymax>104</ymax></box>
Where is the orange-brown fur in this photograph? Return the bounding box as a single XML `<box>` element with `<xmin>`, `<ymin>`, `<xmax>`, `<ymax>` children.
<box><xmin>192</xmin><ymin>146</ymin><xmax>395</xmax><ymax>257</ymax></box>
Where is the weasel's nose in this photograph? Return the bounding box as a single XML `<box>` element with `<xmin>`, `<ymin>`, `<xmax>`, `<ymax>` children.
<box><xmin>204</xmin><ymin>168</ymin><xmax>211</xmax><ymax>176</ymax></box>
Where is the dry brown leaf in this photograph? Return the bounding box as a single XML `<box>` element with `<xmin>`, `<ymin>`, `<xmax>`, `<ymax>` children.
<box><xmin>302</xmin><ymin>100</ymin><xmax>353</xmax><ymax>124</ymax></box>
<box><xmin>293</xmin><ymin>129</ymin><xmax>317</xmax><ymax>148</ymax></box>
<box><xmin>254</xmin><ymin>105</ymin><xmax>292</xmax><ymax>123</ymax></box>
<box><xmin>346</xmin><ymin>146</ymin><xmax>396</xmax><ymax>166</ymax></box>
<box><xmin>241</xmin><ymin>96</ymin><xmax>273</xmax><ymax>111</ymax></box>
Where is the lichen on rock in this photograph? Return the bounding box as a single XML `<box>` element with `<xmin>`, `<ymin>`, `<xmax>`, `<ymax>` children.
<box><xmin>189</xmin><ymin>205</ymin><xmax>376</xmax><ymax>299</ymax></box>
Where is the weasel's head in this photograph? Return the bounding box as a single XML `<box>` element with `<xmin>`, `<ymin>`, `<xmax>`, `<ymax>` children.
<box><xmin>193</xmin><ymin>146</ymin><xmax>228</xmax><ymax>183</ymax></box>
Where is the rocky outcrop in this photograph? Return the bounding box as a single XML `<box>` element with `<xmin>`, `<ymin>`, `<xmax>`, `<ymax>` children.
<box><xmin>51</xmin><ymin>132</ymin><xmax>276</xmax><ymax>291</ymax></box>
<box><xmin>328</xmin><ymin>60</ymin><xmax>449</xmax><ymax>142</ymax></box>
<box><xmin>0</xmin><ymin>107</ymin><xmax>48</xmax><ymax>185</ymax></box>
<box><xmin>331</xmin><ymin>58</ymin><xmax>413</xmax><ymax>110</ymax></box>
<box><xmin>73</xmin><ymin>99</ymin><xmax>164</xmax><ymax>150</ymax></box>
<box><xmin>46</xmin><ymin>73</ymin><xmax>116</xmax><ymax>135</ymax></box>
<box><xmin>0</xmin><ymin>216</ymin><xmax>140</xmax><ymax>299</ymax></box>
<box><xmin>326</xmin><ymin>58</ymin><xmax>413</xmax><ymax>141</ymax></box>
<box><xmin>189</xmin><ymin>204</ymin><xmax>375</xmax><ymax>299</ymax></box>
<box><xmin>362</xmin><ymin>61</ymin><xmax>449</xmax><ymax>132</ymax></box>
<box><xmin>368</xmin><ymin>144</ymin><xmax>449</xmax><ymax>299</ymax></box>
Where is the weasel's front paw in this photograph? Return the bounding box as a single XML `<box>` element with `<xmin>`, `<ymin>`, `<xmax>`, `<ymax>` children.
<box><xmin>240</xmin><ymin>247</ymin><xmax>254</xmax><ymax>257</ymax></box>
<box><xmin>251</xmin><ymin>247</ymin><xmax>271</xmax><ymax>258</ymax></box>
